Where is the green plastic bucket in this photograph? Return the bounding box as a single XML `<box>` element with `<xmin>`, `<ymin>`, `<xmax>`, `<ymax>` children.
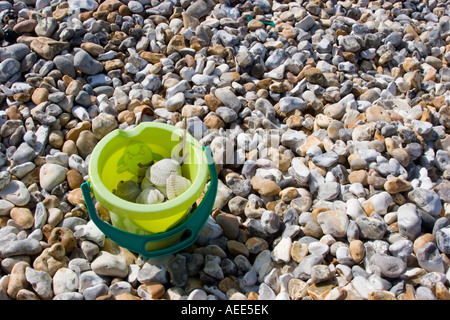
<box><xmin>81</xmin><ymin>122</ymin><xmax>218</xmax><ymax>258</ymax></box>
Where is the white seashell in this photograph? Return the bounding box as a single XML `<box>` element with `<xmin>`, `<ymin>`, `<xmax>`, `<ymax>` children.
<box><xmin>136</xmin><ymin>187</ymin><xmax>165</xmax><ymax>204</ymax></box>
<box><xmin>150</xmin><ymin>158</ymin><xmax>182</xmax><ymax>186</ymax></box>
<box><xmin>166</xmin><ymin>174</ymin><xmax>192</xmax><ymax>200</ymax></box>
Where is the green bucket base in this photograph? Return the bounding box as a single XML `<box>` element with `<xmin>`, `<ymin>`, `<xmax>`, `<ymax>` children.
<box><xmin>81</xmin><ymin>146</ymin><xmax>218</xmax><ymax>258</ymax></box>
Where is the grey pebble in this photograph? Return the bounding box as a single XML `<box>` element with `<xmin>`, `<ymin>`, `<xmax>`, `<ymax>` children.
<box><xmin>0</xmin><ymin>59</ymin><xmax>21</xmax><ymax>83</ymax></box>
<box><xmin>167</xmin><ymin>254</ymin><xmax>188</xmax><ymax>287</ymax></box>
<box><xmin>25</xmin><ymin>267</ymin><xmax>53</xmax><ymax>300</ymax></box>
<box><xmin>137</xmin><ymin>263</ymin><xmax>168</xmax><ymax>284</ymax></box>
<box><xmin>83</xmin><ymin>283</ymin><xmax>109</xmax><ymax>300</ymax></box>
<box><xmin>53</xmin><ymin>292</ymin><xmax>84</xmax><ymax>300</ymax></box>
<box><xmin>397</xmin><ymin>204</ymin><xmax>422</xmax><ymax>241</ymax></box>
<box><xmin>369</xmin><ymin>253</ymin><xmax>406</xmax><ymax>279</ymax></box>
<box><xmin>435</xmin><ymin>226</ymin><xmax>450</xmax><ymax>254</ymax></box>
<box><xmin>74</xmin><ymin>50</ymin><xmax>103</xmax><ymax>75</ymax></box>
<box><xmin>0</xmin><ymin>180</ymin><xmax>30</xmax><ymax>207</ymax></box>
<box><xmin>416</xmin><ymin>242</ymin><xmax>445</xmax><ymax>273</ymax></box>
<box><xmin>0</xmin><ymin>238</ymin><xmax>42</xmax><ymax>258</ymax></box>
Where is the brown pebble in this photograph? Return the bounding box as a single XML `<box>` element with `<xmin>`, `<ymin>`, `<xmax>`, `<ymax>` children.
<box><xmin>66</xmin><ymin>188</ymin><xmax>85</xmax><ymax>206</ymax></box>
<box><xmin>349</xmin><ymin>240</ymin><xmax>365</xmax><ymax>264</ymax></box>
<box><xmin>245</xmin><ymin>237</ymin><xmax>269</xmax><ymax>255</ymax></box>
<box><xmin>391</xmin><ymin>148</ymin><xmax>411</xmax><ymax>168</ymax></box>
<box><xmin>218</xmin><ymin>276</ymin><xmax>240</xmax><ymax>293</ymax></box>
<box><xmin>368</xmin><ymin>291</ymin><xmax>397</xmax><ymax>300</ymax></box>
<box><xmin>435</xmin><ymin>282</ymin><xmax>450</xmax><ymax>300</ymax></box>
<box><xmin>246</xmin><ymin>292</ymin><xmax>259</xmax><ymax>300</ymax></box>
<box><xmin>227</xmin><ymin>240</ymin><xmax>249</xmax><ymax>257</ymax></box>
<box><xmin>62</xmin><ymin>139</ymin><xmax>79</xmax><ymax>156</ymax></box>
<box><xmin>47</xmin><ymin>227</ymin><xmax>77</xmax><ymax>254</ymax></box>
<box><xmin>384</xmin><ymin>177</ymin><xmax>412</xmax><ymax>194</ymax></box>
<box><xmin>6</xmin><ymin>105</ymin><xmax>22</xmax><ymax>120</ymax></box>
<box><xmin>16</xmin><ymin>289</ymin><xmax>39</xmax><ymax>300</ymax></box>
<box><xmin>397</xmin><ymin>284</ymin><xmax>416</xmax><ymax>300</ymax></box>
<box><xmin>216</xmin><ymin>213</ymin><xmax>240</xmax><ymax>240</ymax></box>
<box><xmin>7</xmin><ymin>261</ymin><xmax>30</xmax><ymax>299</ymax></box>
<box><xmin>10</xmin><ymin>207</ymin><xmax>34</xmax><ymax>229</ymax></box>
<box><xmin>348</xmin><ymin>170</ymin><xmax>368</xmax><ymax>186</ymax></box>
<box><xmin>96</xmin><ymin>294</ymin><xmax>116</xmax><ymax>300</ymax></box>
<box><xmin>66</xmin><ymin>169</ymin><xmax>84</xmax><ymax>189</ymax></box>
<box><xmin>65</xmin><ymin>121</ymin><xmax>91</xmax><ymax>142</ymax></box>
<box><xmin>204</xmin><ymin>114</ymin><xmax>225</xmax><ymax>130</ymax></box>
<box><xmin>204</xmin><ymin>94</ymin><xmax>222</xmax><ymax>111</ymax></box>
<box><xmin>48</xmin><ymin>130</ymin><xmax>64</xmax><ymax>149</ymax></box>
<box><xmin>250</xmin><ymin>176</ymin><xmax>281</xmax><ymax>197</ymax></box>
<box><xmin>139</xmin><ymin>283</ymin><xmax>165</xmax><ymax>299</ymax></box>
<box><xmin>291</xmin><ymin>241</ymin><xmax>309</xmax><ymax>263</ymax></box>
<box><xmin>31</xmin><ymin>88</ymin><xmax>49</xmax><ymax>105</ymax></box>
<box><xmin>48</xmin><ymin>242</ymin><xmax>66</xmax><ymax>260</ymax></box>
<box><xmin>115</xmin><ymin>293</ymin><xmax>141</xmax><ymax>300</ymax></box>
<box><xmin>80</xmin><ymin>42</ymin><xmax>105</xmax><ymax>57</ymax></box>
<box><xmin>13</xmin><ymin>19</ymin><xmax>38</xmax><ymax>34</ymax></box>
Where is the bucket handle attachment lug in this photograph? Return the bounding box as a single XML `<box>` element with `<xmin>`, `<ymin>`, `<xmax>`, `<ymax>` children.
<box><xmin>81</xmin><ymin>146</ymin><xmax>218</xmax><ymax>258</ymax></box>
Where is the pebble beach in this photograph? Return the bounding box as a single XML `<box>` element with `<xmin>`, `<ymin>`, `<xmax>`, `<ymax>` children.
<box><xmin>0</xmin><ymin>0</ymin><xmax>450</xmax><ymax>301</ymax></box>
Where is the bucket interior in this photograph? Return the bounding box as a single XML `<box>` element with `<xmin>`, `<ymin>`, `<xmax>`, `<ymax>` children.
<box><xmin>89</xmin><ymin>123</ymin><xmax>208</xmax><ymax>236</ymax></box>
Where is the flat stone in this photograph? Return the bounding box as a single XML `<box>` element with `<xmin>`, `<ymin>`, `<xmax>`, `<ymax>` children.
<box><xmin>215</xmin><ymin>107</ymin><xmax>238</xmax><ymax>123</ymax></box>
<box><xmin>435</xmin><ymin>227</ymin><xmax>450</xmax><ymax>254</ymax></box>
<box><xmin>407</xmin><ymin>188</ymin><xmax>442</xmax><ymax>217</ymax></box>
<box><xmin>312</xmin><ymin>152</ymin><xmax>339</xmax><ymax>167</ymax></box>
<box><xmin>0</xmin><ymin>238</ymin><xmax>41</xmax><ymax>258</ymax></box>
<box><xmin>25</xmin><ymin>267</ymin><xmax>53</xmax><ymax>300</ymax></box>
<box><xmin>74</xmin><ymin>50</ymin><xmax>104</xmax><ymax>75</ymax></box>
<box><xmin>416</xmin><ymin>242</ymin><xmax>445</xmax><ymax>273</ymax></box>
<box><xmin>397</xmin><ymin>204</ymin><xmax>422</xmax><ymax>240</ymax></box>
<box><xmin>13</xmin><ymin>142</ymin><xmax>36</xmax><ymax>165</ymax></box>
<box><xmin>214</xmin><ymin>87</ymin><xmax>241</xmax><ymax>112</ymax></box>
<box><xmin>74</xmin><ymin>220</ymin><xmax>105</xmax><ymax>247</ymax></box>
<box><xmin>355</xmin><ymin>216</ymin><xmax>387</xmax><ymax>240</ymax></box>
<box><xmin>0</xmin><ymin>180</ymin><xmax>30</xmax><ymax>206</ymax></box>
<box><xmin>76</xmin><ymin>130</ymin><xmax>98</xmax><ymax>159</ymax></box>
<box><xmin>369</xmin><ymin>192</ymin><xmax>393</xmax><ymax>215</ymax></box>
<box><xmin>39</xmin><ymin>163</ymin><xmax>67</xmax><ymax>192</ymax></box>
<box><xmin>316</xmin><ymin>210</ymin><xmax>349</xmax><ymax>238</ymax></box>
<box><xmin>384</xmin><ymin>177</ymin><xmax>412</xmax><ymax>194</ymax></box>
<box><xmin>53</xmin><ymin>268</ymin><xmax>79</xmax><ymax>295</ymax></box>
<box><xmin>10</xmin><ymin>208</ymin><xmax>34</xmax><ymax>229</ymax></box>
<box><xmin>0</xmin><ymin>58</ymin><xmax>20</xmax><ymax>83</ymax></box>
<box><xmin>250</xmin><ymin>176</ymin><xmax>281</xmax><ymax>197</ymax></box>
<box><xmin>29</xmin><ymin>37</ymin><xmax>69</xmax><ymax>60</ymax></box>
<box><xmin>91</xmin><ymin>113</ymin><xmax>118</xmax><ymax>140</ymax></box>
<box><xmin>369</xmin><ymin>253</ymin><xmax>407</xmax><ymax>279</ymax></box>
<box><xmin>91</xmin><ymin>251</ymin><xmax>128</xmax><ymax>278</ymax></box>
<box><xmin>317</xmin><ymin>182</ymin><xmax>341</xmax><ymax>200</ymax></box>
<box><xmin>167</xmin><ymin>254</ymin><xmax>188</xmax><ymax>287</ymax></box>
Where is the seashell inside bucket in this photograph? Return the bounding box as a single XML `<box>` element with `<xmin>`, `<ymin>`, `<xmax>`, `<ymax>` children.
<box><xmin>136</xmin><ymin>187</ymin><xmax>165</xmax><ymax>204</ymax></box>
<box><xmin>149</xmin><ymin>158</ymin><xmax>182</xmax><ymax>187</ymax></box>
<box><xmin>113</xmin><ymin>180</ymin><xmax>141</xmax><ymax>202</ymax></box>
<box><xmin>166</xmin><ymin>174</ymin><xmax>192</xmax><ymax>200</ymax></box>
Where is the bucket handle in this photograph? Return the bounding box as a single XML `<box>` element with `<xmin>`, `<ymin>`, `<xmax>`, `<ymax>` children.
<box><xmin>81</xmin><ymin>146</ymin><xmax>218</xmax><ymax>258</ymax></box>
